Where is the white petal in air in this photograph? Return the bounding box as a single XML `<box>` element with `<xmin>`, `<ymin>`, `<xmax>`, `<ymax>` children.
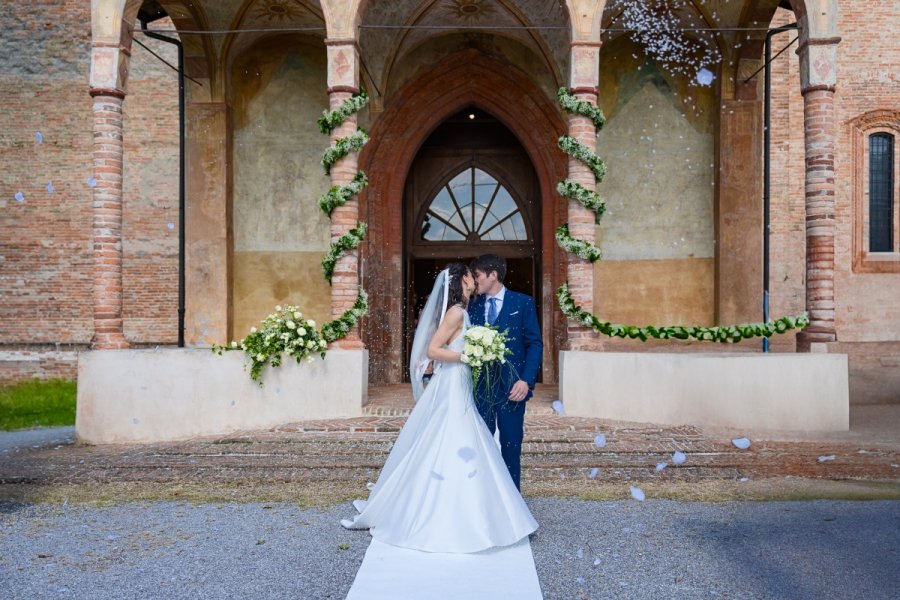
<box><xmin>167</xmin><ymin>223</ymin><xmax>175</xmax><ymax>230</ymax></box>
<box><xmin>47</xmin><ymin>182</ymin><xmax>55</xmax><ymax>193</ymax></box>
<box><xmin>732</xmin><ymin>437</ymin><xmax>751</xmax><ymax>449</ymax></box>
<box><xmin>551</xmin><ymin>400</ymin><xmax>564</xmax><ymax>415</ymax></box>
<box><xmin>696</xmin><ymin>68</ymin><xmax>715</xmax><ymax>86</ymax></box>
<box><xmin>817</xmin><ymin>455</ymin><xmax>836</xmax><ymax>463</ymax></box>
<box><xmin>655</xmin><ymin>462</ymin><xmax>668</xmax><ymax>472</ymax></box>
<box><xmin>630</xmin><ymin>486</ymin><xmax>646</xmax><ymax>502</ymax></box>
<box><xmin>35</xmin><ymin>131</ymin><xmax>43</xmax><ymax>143</ymax></box>
<box><xmin>14</xmin><ymin>192</ymin><xmax>25</xmax><ymax>202</ymax></box>
<box><xmin>86</xmin><ymin>177</ymin><xmax>97</xmax><ymax>187</ymax></box>
<box><xmin>672</xmin><ymin>451</ymin><xmax>687</xmax><ymax>465</ymax></box>
<box><xmin>594</xmin><ymin>433</ymin><xmax>606</xmax><ymax>448</ymax></box>
<box><xmin>589</xmin><ymin>467</ymin><xmax>599</xmax><ymax>479</ymax></box>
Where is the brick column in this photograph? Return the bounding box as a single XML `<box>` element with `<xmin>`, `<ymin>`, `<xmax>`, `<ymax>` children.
<box><xmin>89</xmin><ymin>89</ymin><xmax>129</xmax><ymax>349</ymax></box>
<box><xmin>796</xmin><ymin>37</ymin><xmax>840</xmax><ymax>351</ymax></box>
<box><xmin>566</xmin><ymin>42</ymin><xmax>602</xmax><ymax>351</ymax></box>
<box><xmin>326</xmin><ymin>40</ymin><xmax>364</xmax><ymax>349</ymax></box>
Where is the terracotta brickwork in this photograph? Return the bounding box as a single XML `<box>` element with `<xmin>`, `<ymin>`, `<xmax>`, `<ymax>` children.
<box><xmin>0</xmin><ymin>3</ymin><xmax>179</xmax><ymax>376</ymax></box>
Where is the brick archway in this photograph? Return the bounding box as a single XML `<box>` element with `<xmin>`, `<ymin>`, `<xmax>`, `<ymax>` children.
<box><xmin>359</xmin><ymin>50</ymin><xmax>568</xmax><ymax>384</ymax></box>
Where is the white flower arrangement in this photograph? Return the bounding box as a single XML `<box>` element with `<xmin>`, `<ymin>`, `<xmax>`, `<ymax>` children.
<box><xmin>212</xmin><ymin>304</ymin><xmax>326</xmax><ymax>385</ymax></box>
<box><xmin>461</xmin><ymin>325</ymin><xmax>512</xmax><ymax>389</ymax></box>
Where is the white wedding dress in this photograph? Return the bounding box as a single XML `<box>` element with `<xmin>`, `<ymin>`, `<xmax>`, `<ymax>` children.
<box><xmin>342</xmin><ymin>305</ymin><xmax>542</xmax><ymax>599</ymax></box>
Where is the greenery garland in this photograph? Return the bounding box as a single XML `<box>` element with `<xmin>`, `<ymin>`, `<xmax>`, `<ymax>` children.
<box><xmin>322</xmin><ymin>222</ymin><xmax>368</xmax><ymax>283</ymax></box>
<box><xmin>317</xmin><ymin>90</ymin><xmax>371</xmax><ymax>343</ymax></box>
<box><xmin>322</xmin><ymin>129</ymin><xmax>369</xmax><ymax>176</ymax></box>
<box><xmin>558</xmin><ymin>284</ymin><xmax>809</xmax><ymax>343</ymax></box>
<box><xmin>321</xmin><ymin>289</ymin><xmax>369</xmax><ymax>343</ymax></box>
<box><xmin>556</xmin><ymin>225</ymin><xmax>602</xmax><ymax>262</ymax></box>
<box><xmin>557</xmin><ymin>87</ymin><xmax>606</xmax><ymax>129</ymax></box>
<box><xmin>554</xmin><ymin>87</ymin><xmax>808</xmax><ymax>343</ymax></box>
<box><xmin>557</xmin><ymin>179</ymin><xmax>605</xmax><ymax>223</ymax></box>
<box><xmin>317</xmin><ymin>91</ymin><xmax>369</xmax><ymax>135</ymax></box>
<box><xmin>319</xmin><ymin>171</ymin><xmax>369</xmax><ymax>216</ymax></box>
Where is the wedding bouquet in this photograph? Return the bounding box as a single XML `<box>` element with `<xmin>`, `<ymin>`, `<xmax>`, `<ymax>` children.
<box><xmin>461</xmin><ymin>325</ymin><xmax>512</xmax><ymax>391</ymax></box>
<box><xmin>212</xmin><ymin>304</ymin><xmax>327</xmax><ymax>384</ymax></box>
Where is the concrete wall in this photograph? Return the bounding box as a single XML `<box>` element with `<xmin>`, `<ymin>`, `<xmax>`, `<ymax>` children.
<box><xmin>560</xmin><ymin>351</ymin><xmax>849</xmax><ymax>432</ymax></box>
<box><xmin>76</xmin><ymin>348</ymin><xmax>368</xmax><ymax>444</ymax></box>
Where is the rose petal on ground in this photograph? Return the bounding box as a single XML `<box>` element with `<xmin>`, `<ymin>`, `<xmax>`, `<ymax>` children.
<box><xmin>818</xmin><ymin>454</ymin><xmax>836</xmax><ymax>463</ymax></box>
<box><xmin>732</xmin><ymin>437</ymin><xmax>751</xmax><ymax>449</ymax></box>
<box><xmin>14</xmin><ymin>192</ymin><xmax>25</xmax><ymax>202</ymax></box>
<box><xmin>589</xmin><ymin>467</ymin><xmax>599</xmax><ymax>479</ymax></box>
<box><xmin>576</xmin><ymin>548</ymin><xmax>583</xmax><ymax>559</ymax></box>
<box><xmin>594</xmin><ymin>433</ymin><xmax>606</xmax><ymax>448</ymax></box>
<box><xmin>656</xmin><ymin>462</ymin><xmax>668</xmax><ymax>472</ymax></box>
<box><xmin>551</xmin><ymin>400</ymin><xmax>564</xmax><ymax>415</ymax></box>
<box><xmin>672</xmin><ymin>451</ymin><xmax>686</xmax><ymax>465</ymax></box>
<box><xmin>167</xmin><ymin>223</ymin><xmax>175</xmax><ymax>230</ymax></box>
<box><xmin>593</xmin><ymin>557</ymin><xmax>601</xmax><ymax>566</ymax></box>
<box><xmin>35</xmin><ymin>132</ymin><xmax>43</xmax><ymax>143</ymax></box>
<box><xmin>630</xmin><ymin>485</ymin><xmax>645</xmax><ymax>501</ymax></box>
<box><xmin>46</xmin><ymin>182</ymin><xmax>54</xmax><ymax>193</ymax></box>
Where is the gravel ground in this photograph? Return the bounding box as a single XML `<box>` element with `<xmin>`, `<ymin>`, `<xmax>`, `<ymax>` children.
<box><xmin>1</xmin><ymin>498</ymin><xmax>898</xmax><ymax>600</ymax></box>
<box><xmin>0</xmin><ymin>427</ymin><xmax>74</xmax><ymax>454</ymax></box>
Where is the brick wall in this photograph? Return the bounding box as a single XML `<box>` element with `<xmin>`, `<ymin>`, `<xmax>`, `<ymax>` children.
<box><xmin>0</xmin><ymin>2</ymin><xmax>179</xmax><ymax>380</ymax></box>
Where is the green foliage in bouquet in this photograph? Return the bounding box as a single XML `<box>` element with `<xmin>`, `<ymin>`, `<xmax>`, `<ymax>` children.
<box><xmin>212</xmin><ymin>305</ymin><xmax>326</xmax><ymax>385</ymax></box>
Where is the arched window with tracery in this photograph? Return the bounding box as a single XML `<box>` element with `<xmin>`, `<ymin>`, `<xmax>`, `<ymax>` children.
<box><xmin>420</xmin><ymin>167</ymin><xmax>529</xmax><ymax>242</ymax></box>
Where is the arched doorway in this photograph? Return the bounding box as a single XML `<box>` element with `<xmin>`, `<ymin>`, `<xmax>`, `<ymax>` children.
<box><xmin>403</xmin><ymin>108</ymin><xmax>541</xmax><ymax>380</ymax></box>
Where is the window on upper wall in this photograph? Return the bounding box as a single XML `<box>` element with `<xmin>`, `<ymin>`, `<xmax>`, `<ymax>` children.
<box><xmin>851</xmin><ymin>112</ymin><xmax>900</xmax><ymax>273</ymax></box>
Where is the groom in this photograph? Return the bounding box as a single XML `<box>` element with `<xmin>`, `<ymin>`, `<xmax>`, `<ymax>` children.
<box><xmin>468</xmin><ymin>254</ymin><xmax>543</xmax><ymax>490</ymax></box>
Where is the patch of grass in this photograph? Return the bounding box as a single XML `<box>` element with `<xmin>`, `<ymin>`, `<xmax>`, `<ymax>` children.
<box><xmin>0</xmin><ymin>379</ymin><xmax>76</xmax><ymax>431</ymax></box>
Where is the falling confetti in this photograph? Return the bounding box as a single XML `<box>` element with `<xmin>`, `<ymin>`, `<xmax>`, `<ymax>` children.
<box><xmin>86</xmin><ymin>177</ymin><xmax>97</xmax><ymax>187</ymax></box>
<box><xmin>672</xmin><ymin>451</ymin><xmax>687</xmax><ymax>465</ymax></box>
<box><xmin>732</xmin><ymin>437</ymin><xmax>751</xmax><ymax>450</ymax></box>
<box><xmin>655</xmin><ymin>462</ymin><xmax>668</xmax><ymax>472</ymax></box>
<box><xmin>551</xmin><ymin>400</ymin><xmax>564</xmax><ymax>415</ymax></box>
<box><xmin>630</xmin><ymin>485</ymin><xmax>646</xmax><ymax>501</ymax></box>
<box><xmin>14</xmin><ymin>192</ymin><xmax>25</xmax><ymax>202</ymax></box>
<box><xmin>167</xmin><ymin>223</ymin><xmax>175</xmax><ymax>230</ymax></box>
<box><xmin>594</xmin><ymin>433</ymin><xmax>607</xmax><ymax>448</ymax></box>
<box><xmin>46</xmin><ymin>182</ymin><xmax>55</xmax><ymax>193</ymax></box>
<box><xmin>35</xmin><ymin>131</ymin><xmax>43</xmax><ymax>144</ymax></box>
<box><xmin>817</xmin><ymin>455</ymin><xmax>836</xmax><ymax>463</ymax></box>
<box><xmin>696</xmin><ymin>68</ymin><xmax>715</xmax><ymax>86</ymax></box>
<box><xmin>589</xmin><ymin>467</ymin><xmax>599</xmax><ymax>479</ymax></box>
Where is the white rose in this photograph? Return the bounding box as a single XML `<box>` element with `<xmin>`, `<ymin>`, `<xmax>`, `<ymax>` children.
<box><xmin>464</xmin><ymin>344</ymin><xmax>476</xmax><ymax>355</ymax></box>
<box><xmin>298</xmin><ymin>327</ymin><xmax>306</xmax><ymax>336</ymax></box>
<box><xmin>230</xmin><ymin>341</ymin><xmax>237</xmax><ymax>348</ymax></box>
<box><xmin>484</xmin><ymin>353</ymin><xmax>495</xmax><ymax>361</ymax></box>
<box><xmin>306</xmin><ymin>340</ymin><xmax>314</xmax><ymax>349</ymax></box>
<box><xmin>460</xmin><ymin>354</ymin><xmax>470</xmax><ymax>364</ymax></box>
<box><xmin>293</xmin><ymin>311</ymin><xmax>301</xmax><ymax>319</ymax></box>
<box><xmin>472</xmin><ymin>346</ymin><xmax>483</xmax><ymax>357</ymax></box>
<box><xmin>308</xmin><ymin>320</ymin><xmax>316</xmax><ymax>327</ymax></box>
<box><xmin>286</xmin><ymin>320</ymin><xmax>296</xmax><ymax>329</ymax></box>
<box><xmin>256</xmin><ymin>353</ymin><xmax>265</xmax><ymax>361</ymax></box>
<box><xmin>250</xmin><ymin>326</ymin><xmax>257</xmax><ymax>334</ymax></box>
<box><xmin>318</xmin><ymin>340</ymin><xmax>326</xmax><ymax>348</ymax></box>
<box><xmin>275</xmin><ymin>305</ymin><xmax>282</xmax><ymax>312</ymax></box>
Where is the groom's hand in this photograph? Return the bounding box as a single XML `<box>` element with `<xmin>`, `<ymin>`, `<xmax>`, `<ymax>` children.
<box><xmin>508</xmin><ymin>380</ymin><xmax>529</xmax><ymax>402</ymax></box>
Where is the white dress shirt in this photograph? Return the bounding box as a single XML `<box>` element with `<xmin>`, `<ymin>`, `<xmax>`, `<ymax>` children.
<box><xmin>483</xmin><ymin>286</ymin><xmax>506</xmax><ymax>324</ymax></box>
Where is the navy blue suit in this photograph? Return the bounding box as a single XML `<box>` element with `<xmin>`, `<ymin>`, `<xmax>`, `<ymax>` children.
<box><xmin>468</xmin><ymin>289</ymin><xmax>542</xmax><ymax>489</ymax></box>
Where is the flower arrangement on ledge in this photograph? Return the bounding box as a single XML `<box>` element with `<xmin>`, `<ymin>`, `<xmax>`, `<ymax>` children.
<box><xmin>212</xmin><ymin>305</ymin><xmax>326</xmax><ymax>384</ymax></box>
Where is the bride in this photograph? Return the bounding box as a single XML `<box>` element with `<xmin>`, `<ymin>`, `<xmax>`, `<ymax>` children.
<box><xmin>341</xmin><ymin>263</ymin><xmax>538</xmax><ymax>553</ymax></box>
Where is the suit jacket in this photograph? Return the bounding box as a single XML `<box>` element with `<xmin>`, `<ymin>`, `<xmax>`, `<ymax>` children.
<box><xmin>468</xmin><ymin>289</ymin><xmax>543</xmax><ymax>402</ymax></box>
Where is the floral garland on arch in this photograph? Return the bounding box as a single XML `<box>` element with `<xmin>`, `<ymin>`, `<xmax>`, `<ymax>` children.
<box><xmin>554</xmin><ymin>87</ymin><xmax>808</xmax><ymax>343</ymax></box>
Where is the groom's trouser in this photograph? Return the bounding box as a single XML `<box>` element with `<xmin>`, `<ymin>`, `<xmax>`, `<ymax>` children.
<box><xmin>478</xmin><ymin>400</ymin><xmax>526</xmax><ymax>490</ymax></box>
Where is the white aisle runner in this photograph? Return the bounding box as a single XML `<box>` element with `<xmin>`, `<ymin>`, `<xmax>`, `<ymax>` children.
<box><xmin>346</xmin><ymin>537</ymin><xmax>543</xmax><ymax>599</ymax></box>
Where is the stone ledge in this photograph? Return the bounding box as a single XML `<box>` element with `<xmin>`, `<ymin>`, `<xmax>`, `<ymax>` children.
<box><xmin>559</xmin><ymin>351</ymin><xmax>849</xmax><ymax>432</ymax></box>
<box><xmin>76</xmin><ymin>348</ymin><xmax>368</xmax><ymax>444</ymax></box>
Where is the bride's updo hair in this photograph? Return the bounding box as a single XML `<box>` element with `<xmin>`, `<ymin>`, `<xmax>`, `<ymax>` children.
<box><xmin>444</xmin><ymin>262</ymin><xmax>471</xmax><ymax>308</ymax></box>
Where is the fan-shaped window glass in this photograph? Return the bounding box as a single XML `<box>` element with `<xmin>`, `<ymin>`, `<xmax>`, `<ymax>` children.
<box><xmin>421</xmin><ymin>168</ymin><xmax>527</xmax><ymax>241</ymax></box>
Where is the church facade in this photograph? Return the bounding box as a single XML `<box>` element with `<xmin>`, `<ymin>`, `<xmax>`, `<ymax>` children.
<box><xmin>1</xmin><ymin>0</ymin><xmax>898</xmax><ymax>404</ymax></box>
